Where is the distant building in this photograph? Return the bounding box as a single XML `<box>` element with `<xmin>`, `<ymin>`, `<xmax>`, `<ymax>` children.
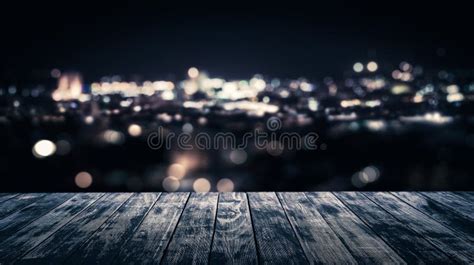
<box><xmin>52</xmin><ymin>72</ymin><xmax>83</xmax><ymax>101</ymax></box>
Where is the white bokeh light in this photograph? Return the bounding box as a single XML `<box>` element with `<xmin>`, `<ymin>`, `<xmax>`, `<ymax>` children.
<box><xmin>32</xmin><ymin>140</ymin><xmax>56</xmax><ymax>158</ymax></box>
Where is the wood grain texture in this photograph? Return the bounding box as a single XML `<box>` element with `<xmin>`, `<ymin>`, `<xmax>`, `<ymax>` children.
<box><xmin>16</xmin><ymin>193</ymin><xmax>131</xmax><ymax>264</ymax></box>
<box><xmin>421</xmin><ymin>192</ymin><xmax>474</xmax><ymax>220</ymax></box>
<box><xmin>209</xmin><ymin>192</ymin><xmax>258</xmax><ymax>265</ymax></box>
<box><xmin>335</xmin><ymin>192</ymin><xmax>452</xmax><ymax>263</ymax></box>
<box><xmin>0</xmin><ymin>193</ymin><xmax>46</xmax><ymax>219</ymax></box>
<box><xmin>0</xmin><ymin>193</ymin><xmax>103</xmax><ymax>263</ymax></box>
<box><xmin>160</xmin><ymin>192</ymin><xmax>219</xmax><ymax>265</ymax></box>
<box><xmin>278</xmin><ymin>192</ymin><xmax>356</xmax><ymax>264</ymax></box>
<box><xmin>0</xmin><ymin>192</ymin><xmax>471</xmax><ymax>264</ymax></box>
<box><xmin>0</xmin><ymin>193</ymin><xmax>18</xmax><ymax>204</ymax></box>
<box><xmin>66</xmin><ymin>193</ymin><xmax>161</xmax><ymax>265</ymax></box>
<box><xmin>0</xmin><ymin>193</ymin><xmax>73</xmax><ymax>241</ymax></box>
<box><xmin>114</xmin><ymin>193</ymin><xmax>189</xmax><ymax>265</ymax></box>
<box><xmin>306</xmin><ymin>192</ymin><xmax>406</xmax><ymax>264</ymax></box>
<box><xmin>365</xmin><ymin>192</ymin><xmax>474</xmax><ymax>263</ymax></box>
<box><xmin>454</xmin><ymin>191</ymin><xmax>474</xmax><ymax>201</ymax></box>
<box><xmin>392</xmin><ymin>192</ymin><xmax>474</xmax><ymax>243</ymax></box>
<box><xmin>248</xmin><ymin>192</ymin><xmax>309</xmax><ymax>265</ymax></box>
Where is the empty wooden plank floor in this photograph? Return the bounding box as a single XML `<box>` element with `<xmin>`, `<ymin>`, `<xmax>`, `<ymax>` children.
<box><xmin>0</xmin><ymin>192</ymin><xmax>472</xmax><ymax>264</ymax></box>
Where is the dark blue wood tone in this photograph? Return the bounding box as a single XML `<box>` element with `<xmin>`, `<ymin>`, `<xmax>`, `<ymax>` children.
<box><xmin>0</xmin><ymin>192</ymin><xmax>472</xmax><ymax>264</ymax></box>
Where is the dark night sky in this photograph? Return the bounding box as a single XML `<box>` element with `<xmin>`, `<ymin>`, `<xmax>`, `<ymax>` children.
<box><xmin>1</xmin><ymin>0</ymin><xmax>473</xmax><ymax>83</ymax></box>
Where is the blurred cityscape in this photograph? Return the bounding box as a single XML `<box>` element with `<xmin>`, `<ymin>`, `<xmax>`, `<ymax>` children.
<box><xmin>1</xmin><ymin>62</ymin><xmax>474</xmax><ymax>192</ymax></box>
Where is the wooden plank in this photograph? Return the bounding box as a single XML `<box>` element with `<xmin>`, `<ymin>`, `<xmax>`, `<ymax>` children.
<box><xmin>0</xmin><ymin>193</ymin><xmax>15</xmax><ymax>198</ymax></box>
<box><xmin>0</xmin><ymin>193</ymin><xmax>46</xmax><ymax>219</ymax></box>
<box><xmin>0</xmin><ymin>193</ymin><xmax>19</xmax><ymax>204</ymax></box>
<box><xmin>66</xmin><ymin>193</ymin><xmax>160</xmax><ymax>265</ymax></box>
<box><xmin>248</xmin><ymin>192</ymin><xmax>309</xmax><ymax>265</ymax></box>
<box><xmin>365</xmin><ymin>192</ymin><xmax>474</xmax><ymax>263</ymax></box>
<box><xmin>334</xmin><ymin>192</ymin><xmax>452</xmax><ymax>263</ymax></box>
<box><xmin>0</xmin><ymin>191</ymin><xmax>470</xmax><ymax>264</ymax></box>
<box><xmin>0</xmin><ymin>193</ymin><xmax>103</xmax><ymax>263</ymax></box>
<box><xmin>114</xmin><ymin>193</ymin><xmax>189</xmax><ymax>265</ymax></box>
<box><xmin>306</xmin><ymin>192</ymin><xmax>405</xmax><ymax>264</ymax></box>
<box><xmin>0</xmin><ymin>193</ymin><xmax>74</xmax><ymax>241</ymax></box>
<box><xmin>454</xmin><ymin>192</ymin><xmax>474</xmax><ymax>201</ymax></box>
<box><xmin>160</xmin><ymin>192</ymin><xmax>219</xmax><ymax>265</ymax></box>
<box><xmin>209</xmin><ymin>192</ymin><xmax>258</xmax><ymax>265</ymax></box>
<box><xmin>278</xmin><ymin>192</ymin><xmax>356</xmax><ymax>264</ymax></box>
<box><xmin>16</xmin><ymin>193</ymin><xmax>132</xmax><ymax>264</ymax></box>
<box><xmin>421</xmin><ymin>192</ymin><xmax>474</xmax><ymax>220</ymax></box>
<box><xmin>393</xmin><ymin>192</ymin><xmax>474</xmax><ymax>243</ymax></box>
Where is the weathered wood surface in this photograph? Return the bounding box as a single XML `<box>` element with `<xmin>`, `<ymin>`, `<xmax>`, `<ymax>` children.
<box><xmin>160</xmin><ymin>192</ymin><xmax>218</xmax><ymax>264</ymax></box>
<box><xmin>366</xmin><ymin>192</ymin><xmax>474</xmax><ymax>263</ymax></box>
<box><xmin>306</xmin><ymin>192</ymin><xmax>405</xmax><ymax>264</ymax></box>
<box><xmin>66</xmin><ymin>193</ymin><xmax>160</xmax><ymax>265</ymax></box>
<box><xmin>0</xmin><ymin>192</ymin><xmax>472</xmax><ymax>264</ymax></box>
<box><xmin>278</xmin><ymin>192</ymin><xmax>356</xmax><ymax>264</ymax></box>
<box><xmin>210</xmin><ymin>192</ymin><xmax>257</xmax><ymax>265</ymax></box>
<box><xmin>0</xmin><ymin>193</ymin><xmax>104</xmax><ymax>263</ymax></box>
<box><xmin>0</xmin><ymin>193</ymin><xmax>19</xmax><ymax>204</ymax></box>
<box><xmin>17</xmin><ymin>193</ymin><xmax>131</xmax><ymax>264</ymax></box>
<box><xmin>0</xmin><ymin>193</ymin><xmax>73</xmax><ymax>242</ymax></box>
<box><xmin>114</xmin><ymin>193</ymin><xmax>188</xmax><ymax>265</ymax></box>
<box><xmin>392</xmin><ymin>192</ymin><xmax>474</xmax><ymax>243</ymax></box>
<box><xmin>0</xmin><ymin>193</ymin><xmax>46</xmax><ymax>219</ymax></box>
<box><xmin>421</xmin><ymin>192</ymin><xmax>474</xmax><ymax>220</ymax></box>
<box><xmin>335</xmin><ymin>192</ymin><xmax>452</xmax><ymax>263</ymax></box>
<box><xmin>248</xmin><ymin>192</ymin><xmax>309</xmax><ymax>265</ymax></box>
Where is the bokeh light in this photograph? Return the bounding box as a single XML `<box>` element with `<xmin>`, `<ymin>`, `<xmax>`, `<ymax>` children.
<box><xmin>75</xmin><ymin>171</ymin><xmax>93</xmax><ymax>188</ymax></box>
<box><xmin>188</xmin><ymin>67</ymin><xmax>199</xmax><ymax>79</ymax></box>
<box><xmin>167</xmin><ymin>163</ymin><xmax>186</xmax><ymax>179</ymax></box>
<box><xmin>229</xmin><ymin>150</ymin><xmax>247</xmax><ymax>165</ymax></box>
<box><xmin>128</xmin><ymin>124</ymin><xmax>142</xmax><ymax>137</ymax></box>
<box><xmin>353</xmin><ymin>62</ymin><xmax>364</xmax><ymax>73</ymax></box>
<box><xmin>32</xmin><ymin>140</ymin><xmax>56</xmax><ymax>158</ymax></box>
<box><xmin>162</xmin><ymin>176</ymin><xmax>180</xmax><ymax>191</ymax></box>
<box><xmin>193</xmin><ymin>178</ymin><xmax>211</xmax><ymax>192</ymax></box>
<box><xmin>217</xmin><ymin>178</ymin><xmax>234</xmax><ymax>192</ymax></box>
<box><xmin>367</xmin><ymin>61</ymin><xmax>378</xmax><ymax>72</ymax></box>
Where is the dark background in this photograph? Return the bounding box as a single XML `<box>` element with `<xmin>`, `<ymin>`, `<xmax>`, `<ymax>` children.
<box><xmin>1</xmin><ymin>0</ymin><xmax>473</xmax><ymax>192</ymax></box>
<box><xmin>1</xmin><ymin>0</ymin><xmax>473</xmax><ymax>84</ymax></box>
